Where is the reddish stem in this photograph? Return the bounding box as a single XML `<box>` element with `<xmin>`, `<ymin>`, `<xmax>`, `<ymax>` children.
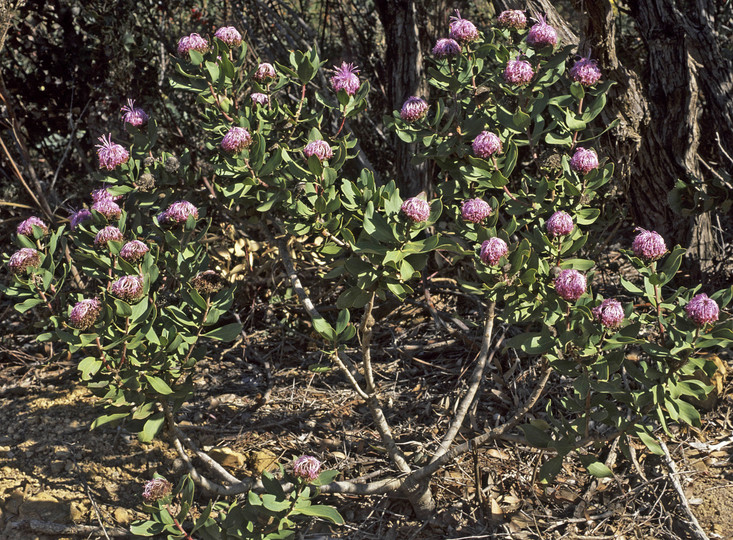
<box><xmin>335</xmin><ymin>114</ymin><xmax>346</xmax><ymax>137</ymax></box>
<box><xmin>207</xmin><ymin>82</ymin><xmax>234</xmax><ymax>122</ymax></box>
<box><xmin>570</xmin><ymin>97</ymin><xmax>584</xmax><ymax>149</ymax></box>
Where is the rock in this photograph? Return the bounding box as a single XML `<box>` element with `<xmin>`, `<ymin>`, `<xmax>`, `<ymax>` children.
<box><xmin>249</xmin><ymin>449</ymin><xmax>278</xmax><ymax>475</ymax></box>
<box><xmin>114</xmin><ymin>507</ymin><xmax>133</xmax><ymax>525</ymax></box>
<box><xmin>69</xmin><ymin>501</ymin><xmax>87</xmax><ymax>522</ymax></box>
<box><xmin>208</xmin><ymin>447</ymin><xmax>247</xmax><ymax>470</ymax></box>
<box><xmin>19</xmin><ymin>492</ymin><xmax>70</xmax><ymax>523</ymax></box>
<box><xmin>50</xmin><ymin>461</ymin><xmax>65</xmax><ymax>474</ymax></box>
<box><xmin>4</xmin><ymin>490</ymin><xmax>23</xmax><ymax>514</ymax></box>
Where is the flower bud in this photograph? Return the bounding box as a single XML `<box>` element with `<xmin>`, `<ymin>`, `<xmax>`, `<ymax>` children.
<box><xmin>91</xmin><ymin>199</ymin><xmax>122</xmax><ymax>220</ymax></box>
<box><xmin>631</xmin><ymin>228</ymin><xmax>666</xmax><ymax>263</ymax></box>
<box><xmin>250</xmin><ymin>93</ymin><xmax>270</xmax><ymax>106</ymax></box>
<box><xmin>293</xmin><ymin>455</ymin><xmax>321</xmax><ymax>482</ymax></box>
<box><xmin>449</xmin><ymin>12</ymin><xmax>479</xmax><ymax>43</ymax></box>
<box><xmin>498</xmin><ymin>10</ymin><xmax>527</xmax><ymax>29</ymax></box>
<box><xmin>191</xmin><ymin>270</ymin><xmax>226</xmax><ymax>296</ymax></box>
<box><xmin>119</xmin><ymin>240</ymin><xmax>149</xmax><ymax>263</ymax></box>
<box><xmin>304</xmin><ymin>140</ymin><xmax>333</xmax><ymax>162</ymax></box>
<box><xmin>92</xmin><ymin>188</ymin><xmax>123</xmax><ymax>203</ymax></box>
<box><xmin>330</xmin><ymin>62</ymin><xmax>360</xmax><ymax>96</ymax></box>
<box><xmin>592</xmin><ymin>298</ymin><xmax>624</xmax><ymax>329</ymax></box>
<box><xmin>401</xmin><ymin>197</ymin><xmax>431</xmax><ymax>223</ymax></box>
<box><xmin>121</xmin><ymin>99</ymin><xmax>149</xmax><ymax>127</ymax></box>
<box><xmin>570</xmin><ymin>55</ymin><xmax>601</xmax><ymax>87</ymax></box>
<box><xmin>214</xmin><ymin>26</ymin><xmax>242</xmax><ymax>46</ymax></box>
<box><xmin>461</xmin><ymin>198</ymin><xmax>492</xmax><ymax>224</ymax></box>
<box><xmin>480</xmin><ymin>237</ymin><xmax>508</xmax><ymax>265</ymax></box>
<box><xmin>221</xmin><ymin>127</ymin><xmax>252</xmax><ymax>154</ymax></box>
<box><xmin>70</xmin><ymin>209</ymin><xmax>92</xmax><ymax>230</ymax></box>
<box><xmin>69</xmin><ymin>298</ymin><xmax>102</xmax><ymax>331</ymax></box>
<box><xmin>110</xmin><ymin>275</ymin><xmax>144</xmax><ymax>303</ymax></box>
<box><xmin>94</xmin><ymin>225</ymin><xmax>124</xmax><ymax>247</ymax></box>
<box><xmin>142</xmin><ymin>478</ymin><xmax>172</xmax><ymax>502</ymax></box>
<box><xmin>96</xmin><ymin>134</ymin><xmax>129</xmax><ymax>171</ymax></box>
<box><xmin>164</xmin><ymin>155</ymin><xmax>180</xmax><ymax>173</ymax></box>
<box><xmin>135</xmin><ymin>173</ymin><xmax>156</xmax><ymax>192</ymax></box>
<box><xmin>17</xmin><ymin>216</ymin><xmax>48</xmax><ymax>237</ymax></box>
<box><xmin>527</xmin><ymin>15</ymin><xmax>557</xmax><ymax>48</ymax></box>
<box><xmin>569</xmin><ymin>147</ymin><xmax>599</xmax><ymax>175</ymax></box>
<box><xmin>177</xmin><ymin>33</ymin><xmax>208</xmax><ymax>56</ymax></box>
<box><xmin>472</xmin><ymin>131</ymin><xmax>502</xmax><ymax>158</ymax></box>
<box><xmin>159</xmin><ymin>201</ymin><xmax>198</xmax><ymax>226</ymax></box>
<box><xmin>254</xmin><ymin>62</ymin><xmax>276</xmax><ymax>82</ymax></box>
<box><xmin>503</xmin><ymin>59</ymin><xmax>534</xmax><ymax>85</ymax></box>
<box><xmin>685</xmin><ymin>293</ymin><xmax>719</xmax><ymax>326</ymax></box>
<box><xmin>554</xmin><ymin>269</ymin><xmax>586</xmax><ymax>301</ymax></box>
<box><xmin>400</xmin><ymin>96</ymin><xmax>429</xmax><ymax>122</ymax></box>
<box><xmin>432</xmin><ymin>38</ymin><xmax>461</xmax><ymax>58</ymax></box>
<box><xmin>8</xmin><ymin>248</ymin><xmax>41</xmax><ymax>274</ymax></box>
<box><xmin>546</xmin><ymin>211</ymin><xmax>574</xmax><ymax>237</ymax></box>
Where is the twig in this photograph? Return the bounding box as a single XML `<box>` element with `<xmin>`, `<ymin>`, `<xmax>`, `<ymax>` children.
<box><xmin>660</xmin><ymin>441</ymin><xmax>710</xmax><ymax>540</ymax></box>
<box><xmin>5</xmin><ymin>519</ymin><xmax>129</xmax><ymax>537</ymax></box>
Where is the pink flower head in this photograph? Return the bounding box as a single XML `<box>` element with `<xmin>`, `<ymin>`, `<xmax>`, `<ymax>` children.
<box><xmin>221</xmin><ymin>126</ymin><xmax>252</xmax><ymax>153</ymax></box>
<box><xmin>7</xmin><ymin>248</ymin><xmax>41</xmax><ymax>274</ymax></box>
<box><xmin>498</xmin><ymin>10</ymin><xmax>527</xmax><ymax>29</ymax></box>
<box><xmin>214</xmin><ymin>26</ymin><xmax>242</xmax><ymax>46</ymax></box>
<box><xmin>121</xmin><ymin>99</ymin><xmax>149</xmax><ymax>127</ymax></box>
<box><xmin>250</xmin><ymin>93</ymin><xmax>270</xmax><ymax>106</ymax></box>
<box><xmin>91</xmin><ymin>199</ymin><xmax>122</xmax><ymax>220</ymax></box>
<box><xmin>160</xmin><ymin>200</ymin><xmax>198</xmax><ymax>226</ymax></box>
<box><xmin>96</xmin><ymin>134</ymin><xmax>129</xmax><ymax>171</ymax></box>
<box><xmin>555</xmin><ymin>269</ymin><xmax>586</xmax><ymax>301</ymax></box>
<box><xmin>293</xmin><ymin>455</ymin><xmax>321</xmax><ymax>482</ymax></box>
<box><xmin>480</xmin><ymin>237</ymin><xmax>508</xmax><ymax>265</ymax></box>
<box><xmin>503</xmin><ymin>59</ymin><xmax>534</xmax><ymax>85</ymax></box>
<box><xmin>94</xmin><ymin>225</ymin><xmax>124</xmax><ymax>247</ymax></box>
<box><xmin>432</xmin><ymin>38</ymin><xmax>461</xmax><ymax>58</ymax></box>
<box><xmin>111</xmin><ymin>275</ymin><xmax>145</xmax><ymax>302</ymax></box>
<box><xmin>632</xmin><ymin>228</ymin><xmax>666</xmax><ymax>262</ymax></box>
<box><xmin>685</xmin><ymin>293</ymin><xmax>719</xmax><ymax>326</ymax></box>
<box><xmin>527</xmin><ymin>15</ymin><xmax>558</xmax><ymax>48</ymax></box>
<box><xmin>142</xmin><ymin>478</ymin><xmax>172</xmax><ymax>502</ymax></box>
<box><xmin>592</xmin><ymin>298</ymin><xmax>624</xmax><ymax>329</ymax></box>
<box><xmin>69</xmin><ymin>298</ymin><xmax>102</xmax><ymax>331</ymax></box>
<box><xmin>92</xmin><ymin>187</ymin><xmax>123</xmax><ymax>203</ymax></box>
<box><xmin>177</xmin><ymin>33</ymin><xmax>209</xmax><ymax>56</ymax></box>
<box><xmin>401</xmin><ymin>197</ymin><xmax>431</xmax><ymax>223</ymax></box>
<box><xmin>449</xmin><ymin>11</ymin><xmax>479</xmax><ymax>43</ymax></box>
<box><xmin>569</xmin><ymin>147</ymin><xmax>599</xmax><ymax>175</ymax></box>
<box><xmin>461</xmin><ymin>198</ymin><xmax>492</xmax><ymax>223</ymax></box>
<box><xmin>70</xmin><ymin>209</ymin><xmax>92</xmax><ymax>230</ymax></box>
<box><xmin>570</xmin><ymin>54</ymin><xmax>601</xmax><ymax>87</ymax></box>
<box><xmin>400</xmin><ymin>96</ymin><xmax>429</xmax><ymax>122</ymax></box>
<box><xmin>546</xmin><ymin>211</ymin><xmax>574</xmax><ymax>237</ymax></box>
<box><xmin>17</xmin><ymin>216</ymin><xmax>48</xmax><ymax>237</ymax></box>
<box><xmin>304</xmin><ymin>140</ymin><xmax>333</xmax><ymax>162</ymax></box>
<box><xmin>330</xmin><ymin>62</ymin><xmax>360</xmax><ymax>96</ymax></box>
<box><xmin>119</xmin><ymin>240</ymin><xmax>149</xmax><ymax>263</ymax></box>
<box><xmin>472</xmin><ymin>131</ymin><xmax>502</xmax><ymax>159</ymax></box>
<box><xmin>254</xmin><ymin>62</ymin><xmax>277</xmax><ymax>82</ymax></box>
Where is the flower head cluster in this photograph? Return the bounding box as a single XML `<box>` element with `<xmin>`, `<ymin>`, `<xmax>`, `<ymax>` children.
<box><xmin>461</xmin><ymin>198</ymin><xmax>492</xmax><ymax>223</ymax></box>
<box><xmin>546</xmin><ymin>211</ymin><xmax>574</xmax><ymax>237</ymax></box>
<box><xmin>94</xmin><ymin>225</ymin><xmax>124</xmax><ymax>247</ymax></box>
<box><xmin>400</xmin><ymin>96</ymin><xmax>429</xmax><ymax>122</ymax></box>
<box><xmin>555</xmin><ymin>269</ymin><xmax>586</xmax><ymax>301</ymax></box>
<box><xmin>142</xmin><ymin>478</ymin><xmax>172</xmax><ymax>502</ymax></box>
<box><xmin>498</xmin><ymin>10</ymin><xmax>527</xmax><ymax>29</ymax></box>
<box><xmin>120</xmin><ymin>240</ymin><xmax>149</xmax><ymax>263</ymax></box>
<box><xmin>17</xmin><ymin>216</ymin><xmax>48</xmax><ymax>237</ymax></box>
<box><xmin>221</xmin><ymin>126</ymin><xmax>252</xmax><ymax>153</ymax></box>
<box><xmin>632</xmin><ymin>229</ymin><xmax>666</xmax><ymax>262</ymax></box>
<box><xmin>159</xmin><ymin>200</ymin><xmax>198</xmax><ymax>226</ymax></box>
<box><xmin>177</xmin><ymin>33</ymin><xmax>208</xmax><ymax>56</ymax></box>
<box><xmin>592</xmin><ymin>298</ymin><xmax>624</xmax><ymax>329</ymax></box>
<box><xmin>70</xmin><ymin>209</ymin><xmax>92</xmax><ymax>230</ymax></box>
<box><xmin>401</xmin><ymin>197</ymin><xmax>431</xmax><ymax>223</ymax></box>
<box><xmin>330</xmin><ymin>62</ymin><xmax>360</xmax><ymax>96</ymax></box>
<box><xmin>685</xmin><ymin>293</ymin><xmax>719</xmax><ymax>326</ymax></box>
<box><xmin>292</xmin><ymin>456</ymin><xmax>321</xmax><ymax>482</ymax></box>
<box><xmin>503</xmin><ymin>59</ymin><xmax>534</xmax><ymax>85</ymax></box>
<box><xmin>527</xmin><ymin>15</ymin><xmax>558</xmax><ymax>48</ymax></box>
<box><xmin>250</xmin><ymin>93</ymin><xmax>270</xmax><ymax>106</ymax></box>
<box><xmin>570</xmin><ymin>55</ymin><xmax>602</xmax><ymax>87</ymax></box>
<box><xmin>432</xmin><ymin>38</ymin><xmax>461</xmax><ymax>58</ymax></box>
<box><xmin>111</xmin><ymin>275</ymin><xmax>145</xmax><ymax>303</ymax></box>
<box><xmin>121</xmin><ymin>99</ymin><xmax>149</xmax><ymax>127</ymax></box>
<box><xmin>449</xmin><ymin>12</ymin><xmax>479</xmax><ymax>43</ymax></box>
<box><xmin>304</xmin><ymin>140</ymin><xmax>333</xmax><ymax>162</ymax></box>
<box><xmin>191</xmin><ymin>270</ymin><xmax>227</xmax><ymax>296</ymax></box>
<box><xmin>92</xmin><ymin>187</ymin><xmax>123</xmax><ymax>203</ymax></box>
<box><xmin>91</xmin><ymin>199</ymin><xmax>122</xmax><ymax>220</ymax></box>
<box><xmin>480</xmin><ymin>237</ymin><xmax>508</xmax><ymax>265</ymax></box>
<box><xmin>8</xmin><ymin>248</ymin><xmax>41</xmax><ymax>274</ymax></box>
<box><xmin>254</xmin><ymin>62</ymin><xmax>276</xmax><ymax>82</ymax></box>
<box><xmin>96</xmin><ymin>134</ymin><xmax>129</xmax><ymax>171</ymax></box>
<box><xmin>569</xmin><ymin>147</ymin><xmax>599</xmax><ymax>175</ymax></box>
<box><xmin>69</xmin><ymin>298</ymin><xmax>102</xmax><ymax>331</ymax></box>
<box><xmin>214</xmin><ymin>26</ymin><xmax>242</xmax><ymax>46</ymax></box>
<box><xmin>472</xmin><ymin>131</ymin><xmax>502</xmax><ymax>158</ymax></box>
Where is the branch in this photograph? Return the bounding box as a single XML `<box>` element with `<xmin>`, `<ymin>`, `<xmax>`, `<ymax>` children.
<box><xmin>660</xmin><ymin>441</ymin><xmax>710</xmax><ymax>540</ymax></box>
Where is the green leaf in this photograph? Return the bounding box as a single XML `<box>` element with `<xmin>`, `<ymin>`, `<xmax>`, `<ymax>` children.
<box><xmin>521</xmin><ymin>424</ymin><xmax>552</xmax><ymax>448</ymax></box>
<box><xmin>203</xmin><ymin>322</ymin><xmax>242</xmax><ymax>342</ymax></box>
<box><xmin>145</xmin><ymin>375</ymin><xmax>173</xmax><ymax>396</ymax></box>
<box><xmin>129</xmin><ymin>520</ymin><xmax>166</xmax><ymax>536</ymax></box>
<box><xmin>538</xmin><ymin>455</ymin><xmax>564</xmax><ymax>483</ymax></box>
<box><xmin>78</xmin><ymin>356</ymin><xmax>102</xmax><ymax>380</ymax></box>
<box><xmin>139</xmin><ymin>412</ymin><xmax>165</xmax><ymax>443</ymax></box>
<box><xmin>586</xmin><ymin>461</ymin><xmax>613</xmax><ymax>478</ymax></box>
<box><xmin>312</xmin><ymin>315</ymin><xmax>336</xmax><ymax>342</ymax></box>
<box><xmin>90</xmin><ymin>412</ymin><xmax>127</xmax><ymax>430</ymax></box>
<box><xmin>635</xmin><ymin>426</ymin><xmax>664</xmax><ymax>455</ymax></box>
<box><xmin>294</xmin><ymin>504</ymin><xmax>344</xmax><ymax>524</ymax></box>
<box><xmin>15</xmin><ymin>297</ymin><xmax>43</xmax><ymax>313</ymax></box>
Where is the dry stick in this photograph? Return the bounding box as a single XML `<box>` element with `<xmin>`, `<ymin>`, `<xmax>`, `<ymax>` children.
<box><xmin>6</xmin><ymin>520</ymin><xmax>129</xmax><ymax>538</ymax></box>
<box><xmin>659</xmin><ymin>441</ymin><xmax>710</xmax><ymax>540</ymax></box>
<box><xmin>431</xmin><ymin>301</ymin><xmax>496</xmax><ymax>462</ymax></box>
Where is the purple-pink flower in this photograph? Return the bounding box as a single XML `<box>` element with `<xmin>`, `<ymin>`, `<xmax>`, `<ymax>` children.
<box><xmin>472</xmin><ymin>131</ymin><xmax>502</xmax><ymax>159</ymax></box>
<box><xmin>527</xmin><ymin>15</ymin><xmax>558</xmax><ymax>48</ymax></box>
<box><xmin>569</xmin><ymin>55</ymin><xmax>602</xmax><ymax>87</ymax></box>
<box><xmin>546</xmin><ymin>211</ymin><xmax>574</xmax><ymax>238</ymax></box>
<box><xmin>69</xmin><ymin>298</ymin><xmax>102</xmax><ymax>331</ymax></box>
<box><xmin>177</xmin><ymin>33</ymin><xmax>208</xmax><ymax>56</ymax></box>
<box><xmin>70</xmin><ymin>209</ymin><xmax>92</xmax><ymax>230</ymax></box>
<box><xmin>17</xmin><ymin>216</ymin><xmax>48</xmax><ymax>237</ymax></box>
<box><xmin>250</xmin><ymin>93</ymin><xmax>270</xmax><ymax>106</ymax></box>
<box><xmin>432</xmin><ymin>38</ymin><xmax>461</xmax><ymax>58</ymax></box>
<box><xmin>304</xmin><ymin>140</ymin><xmax>333</xmax><ymax>162</ymax></box>
<box><xmin>401</xmin><ymin>197</ymin><xmax>431</xmax><ymax>223</ymax></box>
<box><xmin>111</xmin><ymin>275</ymin><xmax>145</xmax><ymax>303</ymax></box>
<box><xmin>94</xmin><ymin>225</ymin><xmax>124</xmax><ymax>247</ymax></box>
<box><xmin>254</xmin><ymin>62</ymin><xmax>276</xmax><ymax>82</ymax></box>
<box><xmin>119</xmin><ymin>240</ymin><xmax>149</xmax><ymax>263</ymax></box>
<box><xmin>121</xmin><ymin>99</ymin><xmax>149</xmax><ymax>127</ymax></box>
<box><xmin>400</xmin><ymin>96</ymin><xmax>429</xmax><ymax>122</ymax></box>
<box><xmin>631</xmin><ymin>228</ymin><xmax>666</xmax><ymax>263</ymax></box>
<box><xmin>555</xmin><ymin>269</ymin><xmax>586</xmax><ymax>301</ymax></box>
<box><xmin>91</xmin><ymin>199</ymin><xmax>122</xmax><ymax>220</ymax></box>
<box><xmin>685</xmin><ymin>293</ymin><xmax>719</xmax><ymax>326</ymax></box>
<box><xmin>461</xmin><ymin>198</ymin><xmax>492</xmax><ymax>223</ymax></box>
<box><xmin>480</xmin><ymin>237</ymin><xmax>508</xmax><ymax>265</ymax></box>
<box><xmin>592</xmin><ymin>298</ymin><xmax>624</xmax><ymax>329</ymax></box>
<box><xmin>449</xmin><ymin>11</ymin><xmax>479</xmax><ymax>43</ymax></box>
<box><xmin>221</xmin><ymin>126</ymin><xmax>252</xmax><ymax>153</ymax></box>
<box><xmin>214</xmin><ymin>26</ymin><xmax>242</xmax><ymax>46</ymax></box>
<box><xmin>498</xmin><ymin>10</ymin><xmax>527</xmax><ymax>29</ymax></box>
<box><xmin>92</xmin><ymin>187</ymin><xmax>123</xmax><ymax>203</ymax></box>
<box><xmin>293</xmin><ymin>456</ymin><xmax>321</xmax><ymax>482</ymax></box>
<box><xmin>142</xmin><ymin>478</ymin><xmax>172</xmax><ymax>502</ymax></box>
<box><xmin>503</xmin><ymin>59</ymin><xmax>534</xmax><ymax>85</ymax></box>
<box><xmin>96</xmin><ymin>134</ymin><xmax>129</xmax><ymax>171</ymax></box>
<box><xmin>330</xmin><ymin>62</ymin><xmax>360</xmax><ymax>96</ymax></box>
<box><xmin>160</xmin><ymin>200</ymin><xmax>198</xmax><ymax>226</ymax></box>
<box><xmin>569</xmin><ymin>147</ymin><xmax>599</xmax><ymax>175</ymax></box>
<box><xmin>7</xmin><ymin>248</ymin><xmax>41</xmax><ymax>274</ymax></box>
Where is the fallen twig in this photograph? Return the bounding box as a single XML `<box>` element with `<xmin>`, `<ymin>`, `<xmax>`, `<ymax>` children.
<box><xmin>660</xmin><ymin>441</ymin><xmax>710</xmax><ymax>540</ymax></box>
